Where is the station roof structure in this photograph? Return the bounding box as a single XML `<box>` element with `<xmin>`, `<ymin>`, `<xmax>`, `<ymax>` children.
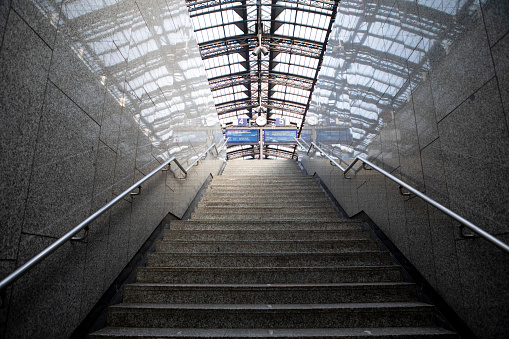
<box><xmin>185</xmin><ymin>0</ymin><xmax>341</xmax><ymax>159</ymax></box>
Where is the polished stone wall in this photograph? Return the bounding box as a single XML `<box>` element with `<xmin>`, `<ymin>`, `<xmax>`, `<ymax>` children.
<box><xmin>300</xmin><ymin>0</ymin><xmax>509</xmax><ymax>338</ymax></box>
<box><xmin>0</xmin><ymin>0</ymin><xmax>225</xmax><ymax>336</ymax></box>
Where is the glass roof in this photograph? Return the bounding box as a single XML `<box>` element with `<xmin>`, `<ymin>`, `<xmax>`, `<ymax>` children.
<box><xmin>186</xmin><ymin>0</ymin><xmax>340</xmax><ymax>159</ymax></box>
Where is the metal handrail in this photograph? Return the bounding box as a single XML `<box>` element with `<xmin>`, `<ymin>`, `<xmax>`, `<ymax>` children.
<box><xmin>216</xmin><ymin>138</ymin><xmax>229</xmax><ymax>153</ymax></box>
<box><xmin>182</xmin><ymin>143</ymin><xmax>217</xmax><ymax>175</ymax></box>
<box><xmin>295</xmin><ymin>139</ymin><xmax>346</xmax><ymax>171</ymax></box>
<box><xmin>0</xmin><ymin>142</ymin><xmax>222</xmax><ymax>296</ymax></box>
<box><xmin>296</xmin><ymin>139</ymin><xmax>509</xmax><ymax>254</ymax></box>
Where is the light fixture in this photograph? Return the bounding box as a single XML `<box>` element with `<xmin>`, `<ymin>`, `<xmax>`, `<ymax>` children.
<box><xmin>254</xmin><ymin>105</ymin><xmax>265</xmax><ymax>113</ymax></box>
<box><xmin>252</xmin><ymin>33</ymin><xmax>269</xmax><ymax>56</ymax></box>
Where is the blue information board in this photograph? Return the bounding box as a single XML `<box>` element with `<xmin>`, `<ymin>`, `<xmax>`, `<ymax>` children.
<box><xmin>225</xmin><ymin>129</ymin><xmax>259</xmax><ymax>143</ymax></box>
<box><xmin>316</xmin><ymin>128</ymin><xmax>353</xmax><ymax>143</ymax></box>
<box><xmin>264</xmin><ymin>129</ymin><xmax>297</xmax><ymax>143</ymax></box>
<box><xmin>300</xmin><ymin>129</ymin><xmax>312</xmax><ymax>142</ymax></box>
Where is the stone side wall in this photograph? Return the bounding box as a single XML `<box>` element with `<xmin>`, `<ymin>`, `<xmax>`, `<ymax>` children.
<box><xmin>301</xmin><ymin>1</ymin><xmax>509</xmax><ymax>338</ymax></box>
<box><xmin>0</xmin><ymin>0</ymin><xmax>224</xmax><ymax>336</ymax></box>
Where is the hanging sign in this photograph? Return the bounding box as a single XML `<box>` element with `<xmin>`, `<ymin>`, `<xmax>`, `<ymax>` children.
<box><xmin>225</xmin><ymin>129</ymin><xmax>260</xmax><ymax>144</ymax></box>
<box><xmin>264</xmin><ymin>129</ymin><xmax>297</xmax><ymax>143</ymax></box>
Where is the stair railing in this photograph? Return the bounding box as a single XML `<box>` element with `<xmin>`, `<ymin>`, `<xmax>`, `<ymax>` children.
<box><xmin>295</xmin><ymin>138</ymin><xmax>509</xmax><ymax>254</ymax></box>
<box><xmin>0</xmin><ymin>141</ymin><xmax>225</xmax><ymax>303</ymax></box>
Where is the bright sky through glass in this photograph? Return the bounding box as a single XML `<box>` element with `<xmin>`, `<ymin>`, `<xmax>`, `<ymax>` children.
<box><xmin>185</xmin><ymin>0</ymin><xmax>339</xmax><ymax>159</ymax></box>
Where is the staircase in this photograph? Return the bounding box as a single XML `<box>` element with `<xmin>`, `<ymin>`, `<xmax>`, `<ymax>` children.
<box><xmin>90</xmin><ymin>160</ymin><xmax>457</xmax><ymax>338</ymax></box>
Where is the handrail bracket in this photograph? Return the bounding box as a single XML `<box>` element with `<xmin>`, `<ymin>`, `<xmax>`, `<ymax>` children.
<box><xmin>363</xmin><ymin>163</ymin><xmax>373</xmax><ymax>170</ymax></box>
<box><xmin>460</xmin><ymin>225</ymin><xmax>477</xmax><ymax>239</ymax></box>
<box><xmin>71</xmin><ymin>225</ymin><xmax>89</xmax><ymax>241</ymax></box>
<box><xmin>130</xmin><ymin>185</ymin><xmax>142</xmax><ymax>197</ymax></box>
<box><xmin>399</xmin><ymin>186</ymin><xmax>412</xmax><ymax>196</ymax></box>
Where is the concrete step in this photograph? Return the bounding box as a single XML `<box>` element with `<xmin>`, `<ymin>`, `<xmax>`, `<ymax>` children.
<box><xmin>209</xmin><ymin>182</ymin><xmax>318</xmax><ymax>188</ymax></box>
<box><xmin>206</xmin><ymin>185</ymin><xmax>321</xmax><ymax>191</ymax></box>
<box><xmin>155</xmin><ymin>239</ymin><xmax>378</xmax><ymax>253</ymax></box>
<box><xmin>91</xmin><ymin>326</ymin><xmax>458</xmax><ymax>338</ymax></box>
<box><xmin>211</xmin><ymin>177</ymin><xmax>315</xmax><ymax>183</ymax></box>
<box><xmin>191</xmin><ymin>208</ymin><xmax>337</xmax><ymax>218</ymax></box>
<box><xmin>123</xmin><ymin>282</ymin><xmax>417</xmax><ymax>304</ymax></box>
<box><xmin>197</xmin><ymin>201</ymin><xmax>334</xmax><ymax>209</ymax></box>
<box><xmin>205</xmin><ymin>186</ymin><xmax>323</xmax><ymax>192</ymax></box>
<box><xmin>163</xmin><ymin>229</ymin><xmax>370</xmax><ymax>241</ymax></box>
<box><xmin>199</xmin><ymin>194</ymin><xmax>327</xmax><ymax>201</ymax></box>
<box><xmin>168</xmin><ymin>220</ymin><xmax>362</xmax><ymax>231</ymax></box>
<box><xmin>220</xmin><ymin>172</ymin><xmax>307</xmax><ymax>177</ymax></box>
<box><xmin>135</xmin><ymin>266</ymin><xmax>404</xmax><ymax>284</ymax></box>
<box><xmin>198</xmin><ymin>197</ymin><xmax>332</xmax><ymax>205</ymax></box>
<box><xmin>106</xmin><ymin>302</ymin><xmax>436</xmax><ymax>329</ymax></box>
<box><xmin>222</xmin><ymin>169</ymin><xmax>303</xmax><ymax>172</ymax></box>
<box><xmin>192</xmin><ymin>206</ymin><xmax>335</xmax><ymax>213</ymax></box>
<box><xmin>201</xmin><ymin>193</ymin><xmax>326</xmax><ymax>199</ymax></box>
<box><xmin>146</xmin><ymin>251</ymin><xmax>390</xmax><ymax>267</ymax></box>
<box><xmin>189</xmin><ymin>214</ymin><xmax>341</xmax><ymax>221</ymax></box>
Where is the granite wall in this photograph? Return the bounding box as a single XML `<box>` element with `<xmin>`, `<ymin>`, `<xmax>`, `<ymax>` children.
<box><xmin>0</xmin><ymin>0</ymin><xmax>225</xmax><ymax>336</ymax></box>
<box><xmin>300</xmin><ymin>0</ymin><xmax>509</xmax><ymax>338</ymax></box>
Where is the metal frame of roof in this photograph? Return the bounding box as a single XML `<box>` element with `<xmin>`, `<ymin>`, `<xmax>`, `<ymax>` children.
<box><xmin>186</xmin><ymin>0</ymin><xmax>340</xmax><ymax>159</ymax></box>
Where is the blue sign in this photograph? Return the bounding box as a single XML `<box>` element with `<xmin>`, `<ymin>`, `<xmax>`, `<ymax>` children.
<box><xmin>238</xmin><ymin>118</ymin><xmax>248</xmax><ymax>126</ymax></box>
<box><xmin>264</xmin><ymin>129</ymin><xmax>297</xmax><ymax>143</ymax></box>
<box><xmin>316</xmin><ymin>128</ymin><xmax>353</xmax><ymax>143</ymax></box>
<box><xmin>225</xmin><ymin>129</ymin><xmax>259</xmax><ymax>143</ymax></box>
<box><xmin>300</xmin><ymin>129</ymin><xmax>312</xmax><ymax>142</ymax></box>
<box><xmin>275</xmin><ymin>118</ymin><xmax>285</xmax><ymax>126</ymax></box>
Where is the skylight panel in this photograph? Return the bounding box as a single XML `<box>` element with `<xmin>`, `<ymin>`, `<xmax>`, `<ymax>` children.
<box><xmin>287</xmin><ymin>64</ymin><xmax>314</xmax><ymax>78</ymax></box>
<box><xmin>228</xmin><ymin>53</ymin><xmax>246</xmax><ymax>63</ymax></box>
<box><xmin>215</xmin><ymin>93</ymin><xmax>235</xmax><ymax>104</ymax></box>
<box><xmin>274</xmin><ymin>63</ymin><xmax>290</xmax><ymax>73</ymax></box>
<box><xmin>234</xmin><ymin>92</ymin><xmax>248</xmax><ymax>100</ymax></box>
<box><xmin>275</xmin><ymin>23</ymin><xmax>293</xmax><ymax>36</ymax></box>
<box><xmin>272</xmin><ymin>92</ymin><xmax>285</xmax><ymax>100</ymax></box>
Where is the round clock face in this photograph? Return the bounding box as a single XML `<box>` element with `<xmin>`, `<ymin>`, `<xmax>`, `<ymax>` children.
<box><xmin>307</xmin><ymin>116</ymin><xmax>318</xmax><ymax>125</ymax></box>
<box><xmin>256</xmin><ymin>116</ymin><xmax>267</xmax><ymax>126</ymax></box>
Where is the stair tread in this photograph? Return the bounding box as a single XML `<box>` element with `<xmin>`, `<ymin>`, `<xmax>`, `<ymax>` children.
<box><xmin>170</xmin><ymin>220</ymin><xmax>361</xmax><ymax>224</ymax></box>
<box><xmin>150</xmin><ymin>251</ymin><xmax>385</xmax><ymax>255</ymax></box>
<box><xmin>91</xmin><ymin>327</ymin><xmax>457</xmax><ymax>338</ymax></box>
<box><xmin>138</xmin><ymin>265</ymin><xmax>399</xmax><ymax>270</ymax></box>
<box><xmin>110</xmin><ymin>301</ymin><xmax>432</xmax><ymax>310</ymax></box>
<box><xmin>126</xmin><ymin>282</ymin><xmax>414</xmax><ymax>288</ymax></box>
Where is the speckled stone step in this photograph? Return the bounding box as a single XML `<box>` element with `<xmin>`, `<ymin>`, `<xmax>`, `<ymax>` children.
<box><xmin>163</xmin><ymin>229</ymin><xmax>370</xmax><ymax>241</ymax></box>
<box><xmin>90</xmin><ymin>327</ymin><xmax>458</xmax><ymax>338</ymax></box>
<box><xmin>106</xmin><ymin>302</ymin><xmax>437</xmax><ymax>329</ymax></box>
<box><xmin>211</xmin><ymin>177</ymin><xmax>316</xmax><ymax>183</ymax></box>
<box><xmin>123</xmin><ymin>283</ymin><xmax>417</xmax><ymax>304</ymax></box>
<box><xmin>168</xmin><ymin>220</ymin><xmax>361</xmax><ymax>231</ymax></box>
<box><xmin>146</xmin><ymin>251</ymin><xmax>390</xmax><ymax>267</ymax></box>
<box><xmin>204</xmin><ymin>186</ymin><xmax>324</xmax><ymax>193</ymax></box>
<box><xmin>197</xmin><ymin>202</ymin><xmax>334</xmax><ymax>209</ymax></box>
<box><xmin>198</xmin><ymin>198</ymin><xmax>332</xmax><ymax>206</ymax></box>
<box><xmin>190</xmin><ymin>213</ymin><xmax>339</xmax><ymax>221</ymax></box>
<box><xmin>220</xmin><ymin>172</ymin><xmax>307</xmax><ymax>177</ymax></box>
<box><xmin>191</xmin><ymin>207</ymin><xmax>337</xmax><ymax>218</ymax></box>
<box><xmin>135</xmin><ymin>266</ymin><xmax>404</xmax><ymax>284</ymax></box>
<box><xmin>200</xmin><ymin>191</ymin><xmax>329</xmax><ymax>200</ymax></box>
<box><xmin>156</xmin><ymin>239</ymin><xmax>378</xmax><ymax>253</ymax></box>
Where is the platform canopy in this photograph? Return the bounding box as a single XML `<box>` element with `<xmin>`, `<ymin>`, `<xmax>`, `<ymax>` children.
<box><xmin>185</xmin><ymin>0</ymin><xmax>341</xmax><ymax>159</ymax></box>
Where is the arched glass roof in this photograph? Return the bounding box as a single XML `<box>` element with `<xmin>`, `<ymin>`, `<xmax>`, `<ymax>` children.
<box><xmin>186</xmin><ymin>0</ymin><xmax>341</xmax><ymax>159</ymax></box>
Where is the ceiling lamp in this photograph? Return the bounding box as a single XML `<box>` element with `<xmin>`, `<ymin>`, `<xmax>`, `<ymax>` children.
<box><xmin>252</xmin><ymin>33</ymin><xmax>268</xmax><ymax>56</ymax></box>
